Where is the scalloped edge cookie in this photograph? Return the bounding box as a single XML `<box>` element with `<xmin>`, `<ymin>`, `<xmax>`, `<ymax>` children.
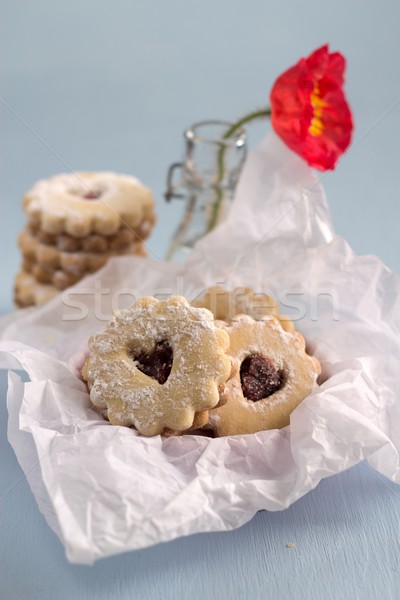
<box><xmin>192</xmin><ymin>286</ymin><xmax>295</xmax><ymax>332</ymax></box>
<box><xmin>82</xmin><ymin>296</ymin><xmax>233</xmax><ymax>436</ymax></box>
<box><xmin>19</xmin><ymin>228</ymin><xmax>146</xmax><ymax>278</ymax></box>
<box><xmin>14</xmin><ymin>270</ymin><xmax>59</xmax><ymax>307</ymax></box>
<box><xmin>207</xmin><ymin>314</ymin><xmax>321</xmax><ymax>436</ymax></box>
<box><xmin>23</xmin><ymin>171</ymin><xmax>156</xmax><ymax>237</ymax></box>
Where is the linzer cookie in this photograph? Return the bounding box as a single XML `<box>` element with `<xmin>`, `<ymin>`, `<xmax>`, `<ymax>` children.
<box><xmin>29</xmin><ymin>222</ymin><xmax>153</xmax><ymax>252</ymax></box>
<box><xmin>14</xmin><ymin>270</ymin><xmax>59</xmax><ymax>307</ymax></box>
<box><xmin>82</xmin><ymin>296</ymin><xmax>233</xmax><ymax>437</ymax></box>
<box><xmin>19</xmin><ymin>228</ymin><xmax>146</xmax><ymax>278</ymax></box>
<box><xmin>22</xmin><ymin>256</ymin><xmax>81</xmax><ymax>289</ymax></box>
<box><xmin>206</xmin><ymin>314</ymin><xmax>321</xmax><ymax>436</ymax></box>
<box><xmin>14</xmin><ymin>171</ymin><xmax>156</xmax><ymax>307</ymax></box>
<box><xmin>23</xmin><ymin>171</ymin><xmax>156</xmax><ymax>237</ymax></box>
<box><xmin>192</xmin><ymin>286</ymin><xmax>295</xmax><ymax>332</ymax></box>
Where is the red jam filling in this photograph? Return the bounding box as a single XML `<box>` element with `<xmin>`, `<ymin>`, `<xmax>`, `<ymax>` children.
<box><xmin>82</xmin><ymin>190</ymin><xmax>102</xmax><ymax>200</ymax></box>
<box><xmin>240</xmin><ymin>354</ymin><xmax>282</xmax><ymax>402</ymax></box>
<box><xmin>133</xmin><ymin>340</ymin><xmax>173</xmax><ymax>385</ymax></box>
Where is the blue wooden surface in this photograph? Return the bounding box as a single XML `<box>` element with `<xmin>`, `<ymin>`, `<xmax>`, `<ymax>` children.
<box><xmin>1</xmin><ymin>1</ymin><xmax>400</xmax><ymax>598</ymax></box>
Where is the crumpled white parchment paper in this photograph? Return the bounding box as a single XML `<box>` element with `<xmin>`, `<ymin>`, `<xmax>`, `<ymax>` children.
<box><xmin>1</xmin><ymin>133</ymin><xmax>400</xmax><ymax>564</ymax></box>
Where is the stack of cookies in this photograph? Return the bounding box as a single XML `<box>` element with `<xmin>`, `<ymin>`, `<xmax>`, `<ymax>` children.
<box><xmin>15</xmin><ymin>172</ymin><xmax>156</xmax><ymax>307</ymax></box>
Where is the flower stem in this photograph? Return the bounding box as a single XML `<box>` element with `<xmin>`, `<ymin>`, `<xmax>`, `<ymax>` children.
<box><xmin>206</xmin><ymin>108</ymin><xmax>271</xmax><ymax>233</ymax></box>
<box><xmin>222</xmin><ymin>108</ymin><xmax>271</xmax><ymax>140</ymax></box>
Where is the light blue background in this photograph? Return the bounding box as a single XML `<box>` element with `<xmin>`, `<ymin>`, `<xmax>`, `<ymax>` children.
<box><xmin>1</xmin><ymin>1</ymin><xmax>400</xmax><ymax>599</ymax></box>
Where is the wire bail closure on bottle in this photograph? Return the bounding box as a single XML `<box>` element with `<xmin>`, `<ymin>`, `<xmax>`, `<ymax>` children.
<box><xmin>164</xmin><ymin>162</ymin><xmax>186</xmax><ymax>202</ymax></box>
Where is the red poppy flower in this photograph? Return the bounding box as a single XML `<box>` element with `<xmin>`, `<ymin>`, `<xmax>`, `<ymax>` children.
<box><xmin>270</xmin><ymin>45</ymin><xmax>353</xmax><ymax>170</ymax></box>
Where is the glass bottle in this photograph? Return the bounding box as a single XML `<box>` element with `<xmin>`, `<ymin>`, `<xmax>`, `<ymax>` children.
<box><xmin>165</xmin><ymin>120</ymin><xmax>247</xmax><ymax>261</ymax></box>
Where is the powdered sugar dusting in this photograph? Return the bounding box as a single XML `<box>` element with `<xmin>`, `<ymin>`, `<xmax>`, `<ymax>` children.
<box><xmin>23</xmin><ymin>171</ymin><xmax>155</xmax><ymax>235</ymax></box>
<box><xmin>210</xmin><ymin>314</ymin><xmax>320</xmax><ymax>434</ymax></box>
<box><xmin>83</xmin><ymin>296</ymin><xmax>231</xmax><ymax>436</ymax></box>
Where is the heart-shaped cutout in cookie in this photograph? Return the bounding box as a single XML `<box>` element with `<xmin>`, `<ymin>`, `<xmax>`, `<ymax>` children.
<box><xmin>240</xmin><ymin>354</ymin><xmax>283</xmax><ymax>402</ymax></box>
<box><xmin>133</xmin><ymin>340</ymin><xmax>173</xmax><ymax>385</ymax></box>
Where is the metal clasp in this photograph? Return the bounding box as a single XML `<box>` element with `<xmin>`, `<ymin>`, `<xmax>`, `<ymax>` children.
<box><xmin>164</xmin><ymin>162</ymin><xmax>186</xmax><ymax>202</ymax></box>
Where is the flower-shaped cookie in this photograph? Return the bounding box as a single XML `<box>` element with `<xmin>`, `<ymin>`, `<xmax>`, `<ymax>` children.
<box><xmin>23</xmin><ymin>171</ymin><xmax>156</xmax><ymax>237</ymax></box>
<box><xmin>14</xmin><ymin>270</ymin><xmax>59</xmax><ymax>307</ymax></box>
<box><xmin>192</xmin><ymin>286</ymin><xmax>295</xmax><ymax>332</ymax></box>
<box><xmin>19</xmin><ymin>227</ymin><xmax>146</xmax><ymax>280</ymax></box>
<box><xmin>82</xmin><ymin>296</ymin><xmax>233</xmax><ymax>436</ymax></box>
<box><xmin>208</xmin><ymin>314</ymin><xmax>321</xmax><ymax>436</ymax></box>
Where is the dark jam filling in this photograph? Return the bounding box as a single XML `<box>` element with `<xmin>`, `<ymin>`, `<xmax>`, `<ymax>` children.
<box><xmin>187</xmin><ymin>428</ymin><xmax>216</xmax><ymax>438</ymax></box>
<box><xmin>82</xmin><ymin>190</ymin><xmax>102</xmax><ymax>200</ymax></box>
<box><xmin>133</xmin><ymin>340</ymin><xmax>173</xmax><ymax>385</ymax></box>
<box><xmin>240</xmin><ymin>354</ymin><xmax>282</xmax><ymax>402</ymax></box>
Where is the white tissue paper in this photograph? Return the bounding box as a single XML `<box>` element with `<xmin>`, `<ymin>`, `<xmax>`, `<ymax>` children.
<box><xmin>1</xmin><ymin>133</ymin><xmax>400</xmax><ymax>564</ymax></box>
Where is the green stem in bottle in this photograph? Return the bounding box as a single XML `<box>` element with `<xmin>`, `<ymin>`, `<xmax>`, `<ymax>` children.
<box><xmin>206</xmin><ymin>108</ymin><xmax>272</xmax><ymax>233</ymax></box>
